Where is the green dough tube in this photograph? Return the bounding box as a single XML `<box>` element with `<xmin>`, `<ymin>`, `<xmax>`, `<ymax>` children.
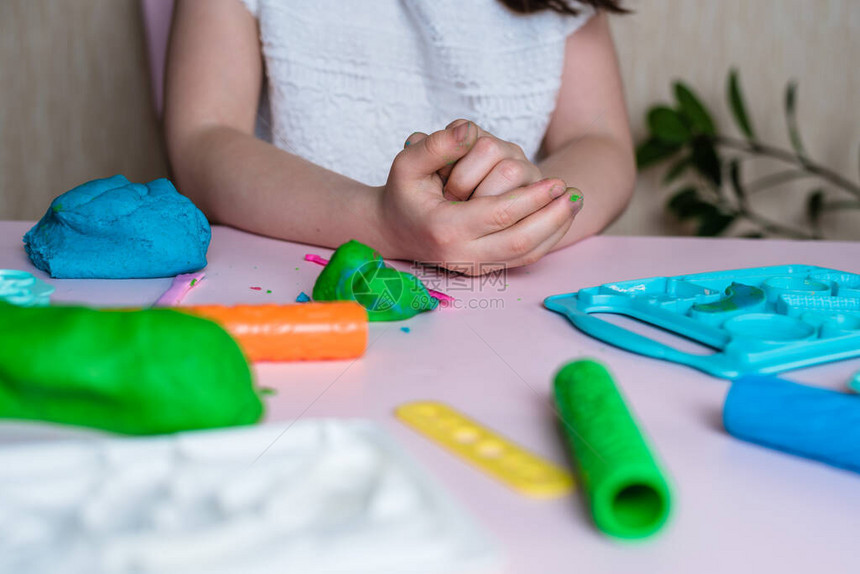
<box><xmin>553</xmin><ymin>359</ymin><xmax>672</xmax><ymax>539</ymax></box>
<box><xmin>0</xmin><ymin>303</ymin><xmax>263</xmax><ymax>435</ymax></box>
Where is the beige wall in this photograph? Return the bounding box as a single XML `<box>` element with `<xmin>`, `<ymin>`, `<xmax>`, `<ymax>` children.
<box><xmin>0</xmin><ymin>0</ymin><xmax>168</xmax><ymax>221</ymax></box>
<box><xmin>1</xmin><ymin>0</ymin><xmax>858</xmax><ymax>239</ymax></box>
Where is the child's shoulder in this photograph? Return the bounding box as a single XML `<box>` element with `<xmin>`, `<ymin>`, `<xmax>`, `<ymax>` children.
<box><xmin>241</xmin><ymin>0</ymin><xmax>593</xmax><ymax>41</ymax></box>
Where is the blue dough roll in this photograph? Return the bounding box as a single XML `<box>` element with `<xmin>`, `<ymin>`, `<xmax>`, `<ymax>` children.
<box><xmin>723</xmin><ymin>375</ymin><xmax>860</xmax><ymax>473</ymax></box>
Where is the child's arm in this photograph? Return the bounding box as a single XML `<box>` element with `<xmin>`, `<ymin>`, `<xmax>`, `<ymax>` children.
<box><xmin>165</xmin><ymin>0</ymin><xmax>576</xmax><ymax>273</ymax></box>
<box><xmin>539</xmin><ymin>11</ymin><xmax>636</xmax><ymax>246</ymax></box>
<box><xmin>433</xmin><ymin>13</ymin><xmax>635</xmax><ymax>247</ymax></box>
<box><xmin>164</xmin><ymin>0</ymin><xmax>390</xmax><ymax>250</ymax></box>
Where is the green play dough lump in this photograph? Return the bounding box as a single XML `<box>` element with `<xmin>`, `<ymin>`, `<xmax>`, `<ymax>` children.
<box><xmin>0</xmin><ymin>303</ymin><xmax>263</xmax><ymax>435</ymax></box>
<box><xmin>312</xmin><ymin>240</ymin><xmax>437</xmax><ymax>321</ymax></box>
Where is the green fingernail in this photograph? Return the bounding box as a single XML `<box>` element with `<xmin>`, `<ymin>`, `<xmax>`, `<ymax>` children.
<box><xmin>404</xmin><ymin>132</ymin><xmax>421</xmax><ymax>148</ymax></box>
<box><xmin>568</xmin><ymin>187</ymin><xmax>583</xmax><ymax>202</ymax></box>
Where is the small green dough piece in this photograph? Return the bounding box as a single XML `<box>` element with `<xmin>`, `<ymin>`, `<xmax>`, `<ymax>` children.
<box><xmin>0</xmin><ymin>303</ymin><xmax>263</xmax><ymax>435</ymax></box>
<box><xmin>312</xmin><ymin>240</ymin><xmax>438</xmax><ymax>321</ymax></box>
<box><xmin>692</xmin><ymin>282</ymin><xmax>766</xmax><ymax>313</ymax></box>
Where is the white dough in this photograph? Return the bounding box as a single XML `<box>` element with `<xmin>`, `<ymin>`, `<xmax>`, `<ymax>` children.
<box><xmin>0</xmin><ymin>420</ymin><xmax>500</xmax><ymax>574</ymax></box>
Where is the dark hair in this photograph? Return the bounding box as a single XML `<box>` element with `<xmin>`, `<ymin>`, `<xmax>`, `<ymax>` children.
<box><xmin>498</xmin><ymin>0</ymin><xmax>628</xmax><ymax>16</ymax></box>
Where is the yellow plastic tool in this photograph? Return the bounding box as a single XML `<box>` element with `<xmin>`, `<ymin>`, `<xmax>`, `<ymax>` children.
<box><xmin>395</xmin><ymin>401</ymin><xmax>574</xmax><ymax>498</ymax></box>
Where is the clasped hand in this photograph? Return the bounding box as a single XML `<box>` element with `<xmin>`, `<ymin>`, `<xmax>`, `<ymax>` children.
<box><xmin>378</xmin><ymin>119</ymin><xmax>583</xmax><ymax>274</ymax></box>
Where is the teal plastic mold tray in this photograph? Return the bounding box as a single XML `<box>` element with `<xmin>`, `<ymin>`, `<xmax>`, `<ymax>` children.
<box><xmin>544</xmin><ymin>265</ymin><xmax>860</xmax><ymax>379</ymax></box>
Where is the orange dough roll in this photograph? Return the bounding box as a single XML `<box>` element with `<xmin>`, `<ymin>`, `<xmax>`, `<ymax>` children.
<box><xmin>182</xmin><ymin>302</ymin><xmax>367</xmax><ymax>362</ymax></box>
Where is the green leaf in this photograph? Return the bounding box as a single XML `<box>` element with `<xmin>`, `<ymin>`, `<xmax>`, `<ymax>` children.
<box><xmin>691</xmin><ymin>138</ymin><xmax>722</xmax><ymax>187</ymax></box>
<box><xmin>647</xmin><ymin>106</ymin><xmax>692</xmax><ymax>144</ymax></box>
<box><xmin>785</xmin><ymin>81</ymin><xmax>807</xmax><ymax>161</ymax></box>
<box><xmin>663</xmin><ymin>156</ymin><xmax>692</xmax><ymax>184</ymax></box>
<box><xmin>696</xmin><ymin>207</ymin><xmax>736</xmax><ymax>236</ymax></box>
<box><xmin>728</xmin><ymin>159</ymin><xmax>747</xmax><ymax>204</ymax></box>
<box><xmin>666</xmin><ymin>187</ymin><xmax>734</xmax><ymax>235</ymax></box>
<box><xmin>636</xmin><ymin>137</ymin><xmax>681</xmax><ymax>169</ymax></box>
<box><xmin>667</xmin><ymin>187</ymin><xmax>709</xmax><ymax>219</ymax></box>
<box><xmin>674</xmin><ymin>82</ymin><xmax>716</xmax><ymax>135</ymax></box>
<box><xmin>728</xmin><ymin>69</ymin><xmax>756</xmax><ymax>141</ymax></box>
<box><xmin>806</xmin><ymin>188</ymin><xmax>825</xmax><ymax>237</ymax></box>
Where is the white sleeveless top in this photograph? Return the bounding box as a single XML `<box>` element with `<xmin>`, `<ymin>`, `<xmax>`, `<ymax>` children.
<box><xmin>240</xmin><ymin>0</ymin><xmax>593</xmax><ymax>186</ymax></box>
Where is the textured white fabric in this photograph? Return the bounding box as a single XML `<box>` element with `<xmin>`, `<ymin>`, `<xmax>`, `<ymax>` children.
<box><xmin>240</xmin><ymin>0</ymin><xmax>594</xmax><ymax>186</ymax></box>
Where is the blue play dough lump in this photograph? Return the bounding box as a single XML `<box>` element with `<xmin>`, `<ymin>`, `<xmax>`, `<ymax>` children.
<box><xmin>24</xmin><ymin>175</ymin><xmax>211</xmax><ymax>279</ymax></box>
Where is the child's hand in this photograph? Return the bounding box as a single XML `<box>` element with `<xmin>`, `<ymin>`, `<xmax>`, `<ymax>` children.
<box><xmin>404</xmin><ymin>119</ymin><xmax>544</xmax><ymax>201</ymax></box>
<box><xmin>378</xmin><ymin>121</ymin><xmax>582</xmax><ymax>275</ymax></box>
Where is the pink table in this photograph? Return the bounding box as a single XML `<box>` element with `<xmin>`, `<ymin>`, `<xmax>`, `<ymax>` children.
<box><xmin>3</xmin><ymin>221</ymin><xmax>859</xmax><ymax>573</ymax></box>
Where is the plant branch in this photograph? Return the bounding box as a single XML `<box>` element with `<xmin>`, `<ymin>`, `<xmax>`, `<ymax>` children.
<box><xmin>710</xmin><ymin>180</ymin><xmax>813</xmax><ymax>239</ymax></box>
<box><xmin>712</xmin><ymin>135</ymin><xmax>860</xmax><ymax>198</ymax></box>
<box><xmin>745</xmin><ymin>169</ymin><xmax>814</xmax><ymax>194</ymax></box>
<box><xmin>735</xmin><ymin>208</ymin><xmax>815</xmax><ymax>240</ymax></box>
<box><xmin>823</xmin><ymin>199</ymin><xmax>860</xmax><ymax>211</ymax></box>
